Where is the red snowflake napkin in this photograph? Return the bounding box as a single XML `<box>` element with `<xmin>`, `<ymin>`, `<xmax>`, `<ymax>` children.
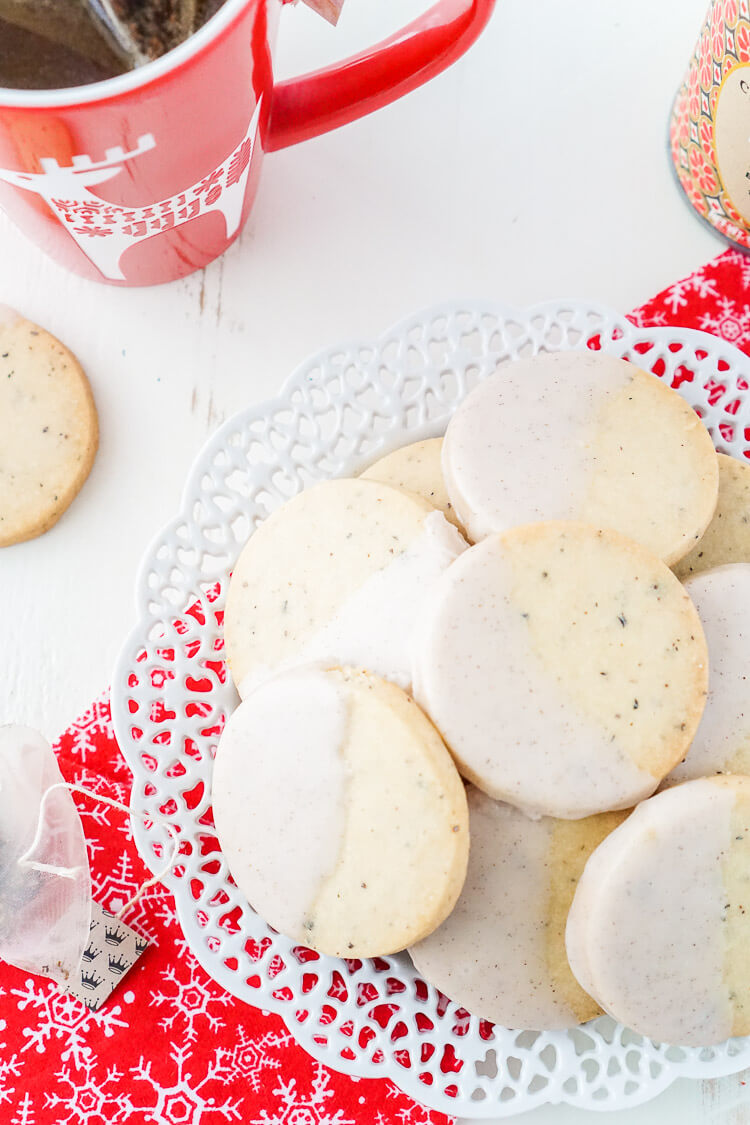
<box><xmin>631</xmin><ymin>248</ymin><xmax>750</xmax><ymax>345</ymax></box>
<box><xmin>0</xmin><ymin>694</ymin><xmax>451</xmax><ymax>1125</ymax></box>
<box><xmin>2</xmin><ymin>245</ymin><xmax>750</xmax><ymax>1125</ymax></box>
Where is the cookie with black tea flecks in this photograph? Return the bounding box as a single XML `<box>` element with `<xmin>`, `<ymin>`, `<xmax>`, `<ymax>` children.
<box><xmin>360</xmin><ymin>437</ymin><xmax>466</xmax><ymax>534</ymax></box>
<box><xmin>412</xmin><ymin>521</ymin><xmax>709</xmax><ymax>819</ymax></box>
<box><xmin>410</xmin><ymin>787</ymin><xmax>628</xmax><ymax>1029</ymax></box>
<box><xmin>0</xmin><ymin>307</ymin><xmax>98</xmax><ymax>547</ymax></box>
<box><xmin>566</xmin><ymin>776</ymin><xmax>750</xmax><ymax>1044</ymax></box>
<box><xmin>674</xmin><ymin>453</ymin><xmax>750</xmax><ymax>580</ymax></box>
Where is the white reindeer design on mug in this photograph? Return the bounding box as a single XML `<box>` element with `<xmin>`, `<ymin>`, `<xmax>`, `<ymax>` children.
<box><xmin>0</xmin><ymin>98</ymin><xmax>261</xmax><ymax>281</ymax></box>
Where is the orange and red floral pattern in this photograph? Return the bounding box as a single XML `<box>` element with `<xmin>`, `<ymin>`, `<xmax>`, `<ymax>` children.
<box><xmin>671</xmin><ymin>0</ymin><xmax>750</xmax><ymax>246</ymax></box>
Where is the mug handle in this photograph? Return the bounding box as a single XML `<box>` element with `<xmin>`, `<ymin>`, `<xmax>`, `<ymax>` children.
<box><xmin>265</xmin><ymin>0</ymin><xmax>496</xmax><ymax>152</ymax></box>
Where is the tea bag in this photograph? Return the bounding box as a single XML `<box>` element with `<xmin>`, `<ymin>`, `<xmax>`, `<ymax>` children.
<box><xmin>0</xmin><ymin>725</ymin><xmax>91</xmax><ymax>988</ymax></box>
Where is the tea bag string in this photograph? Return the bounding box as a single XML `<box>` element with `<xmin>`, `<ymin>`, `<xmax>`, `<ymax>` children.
<box><xmin>87</xmin><ymin>0</ymin><xmax>150</xmax><ymax>67</ymax></box>
<box><xmin>18</xmin><ymin>782</ymin><xmax>180</xmax><ymax>920</ymax></box>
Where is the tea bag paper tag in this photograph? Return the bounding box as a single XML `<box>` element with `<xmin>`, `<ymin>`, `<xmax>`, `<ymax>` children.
<box><xmin>63</xmin><ymin>903</ymin><xmax>148</xmax><ymax>1012</ymax></box>
<box><xmin>301</xmin><ymin>0</ymin><xmax>345</xmax><ymax>25</ymax></box>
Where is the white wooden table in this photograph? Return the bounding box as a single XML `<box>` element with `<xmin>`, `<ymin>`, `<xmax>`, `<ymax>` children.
<box><xmin>2</xmin><ymin>0</ymin><xmax>744</xmax><ymax>1120</ymax></box>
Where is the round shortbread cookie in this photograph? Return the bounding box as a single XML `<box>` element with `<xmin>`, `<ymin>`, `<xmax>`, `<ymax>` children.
<box><xmin>224</xmin><ymin>478</ymin><xmax>467</xmax><ymax>697</ymax></box>
<box><xmin>442</xmin><ymin>351</ymin><xmax>718</xmax><ymax>565</ymax></box>
<box><xmin>410</xmin><ymin>787</ymin><xmax>628</xmax><ymax>1030</ymax></box>
<box><xmin>212</xmin><ymin>666</ymin><xmax>469</xmax><ymax>957</ymax></box>
<box><xmin>0</xmin><ymin>306</ymin><xmax>98</xmax><ymax>547</ymax></box>
<box><xmin>412</xmin><ymin>522</ymin><xmax>708</xmax><ymax>819</ymax></box>
<box><xmin>360</xmin><ymin>438</ymin><xmax>464</xmax><ymax>533</ymax></box>
<box><xmin>566</xmin><ymin>776</ymin><xmax>750</xmax><ymax>1045</ymax></box>
<box><xmin>674</xmin><ymin>454</ymin><xmax>750</xmax><ymax>580</ymax></box>
<box><xmin>664</xmin><ymin>564</ymin><xmax>750</xmax><ymax>785</ymax></box>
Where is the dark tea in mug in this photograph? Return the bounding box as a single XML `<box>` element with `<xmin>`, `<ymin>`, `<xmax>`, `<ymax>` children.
<box><xmin>0</xmin><ymin>0</ymin><xmax>225</xmax><ymax>89</ymax></box>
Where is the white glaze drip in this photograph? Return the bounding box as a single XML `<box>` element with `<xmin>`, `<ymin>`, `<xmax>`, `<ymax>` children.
<box><xmin>239</xmin><ymin>511</ymin><xmax>467</xmax><ymax>696</ymax></box>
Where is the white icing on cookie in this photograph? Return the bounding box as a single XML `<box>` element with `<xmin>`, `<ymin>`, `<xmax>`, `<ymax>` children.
<box><xmin>412</xmin><ymin>522</ymin><xmax>707</xmax><ymax>819</ymax></box>
<box><xmin>566</xmin><ymin>780</ymin><xmax>735</xmax><ymax>1045</ymax></box>
<box><xmin>213</xmin><ymin>666</ymin><xmax>469</xmax><ymax>958</ymax></box>
<box><xmin>213</xmin><ymin>667</ymin><xmax>349</xmax><ymax>939</ymax></box>
<box><xmin>238</xmin><ymin>509</ymin><xmax>467</xmax><ymax>696</ymax></box>
<box><xmin>442</xmin><ymin>351</ymin><xmax>718</xmax><ymax>565</ymax></box>
<box><xmin>666</xmin><ymin>564</ymin><xmax>750</xmax><ymax>784</ymax></box>
<box><xmin>411</xmin><ymin>791</ymin><xmax>568</xmax><ymax>1029</ymax></box>
<box><xmin>413</xmin><ymin>545</ymin><xmax>650</xmax><ymax>818</ymax></box>
<box><xmin>443</xmin><ymin>352</ymin><xmax>615</xmax><ymax>542</ymax></box>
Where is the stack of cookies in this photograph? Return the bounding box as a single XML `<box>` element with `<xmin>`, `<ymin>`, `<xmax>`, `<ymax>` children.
<box><xmin>213</xmin><ymin>349</ymin><xmax>750</xmax><ymax>1047</ymax></box>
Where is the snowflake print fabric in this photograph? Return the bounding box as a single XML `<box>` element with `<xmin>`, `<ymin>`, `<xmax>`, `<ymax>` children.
<box><xmin>2</xmin><ymin>247</ymin><xmax>749</xmax><ymax>1123</ymax></box>
<box><xmin>631</xmin><ymin>248</ymin><xmax>750</xmax><ymax>352</ymax></box>
<box><xmin>669</xmin><ymin>0</ymin><xmax>750</xmax><ymax>248</ymax></box>
<box><xmin>0</xmin><ymin>695</ymin><xmax>452</xmax><ymax>1125</ymax></box>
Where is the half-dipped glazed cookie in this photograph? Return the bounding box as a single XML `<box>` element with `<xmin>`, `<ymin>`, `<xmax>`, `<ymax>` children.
<box><xmin>410</xmin><ymin>787</ymin><xmax>628</xmax><ymax>1029</ymax></box>
<box><xmin>224</xmin><ymin>478</ymin><xmax>467</xmax><ymax>697</ymax></box>
<box><xmin>664</xmin><ymin>564</ymin><xmax>750</xmax><ymax>784</ymax></box>
<box><xmin>212</xmin><ymin>666</ymin><xmax>469</xmax><ymax>958</ymax></box>
<box><xmin>412</xmin><ymin>522</ymin><xmax>708</xmax><ymax>818</ymax></box>
<box><xmin>566</xmin><ymin>776</ymin><xmax>750</xmax><ymax>1045</ymax></box>
<box><xmin>442</xmin><ymin>351</ymin><xmax>718</xmax><ymax>564</ymax></box>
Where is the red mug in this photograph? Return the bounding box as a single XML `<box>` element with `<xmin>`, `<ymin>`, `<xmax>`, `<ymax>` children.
<box><xmin>0</xmin><ymin>0</ymin><xmax>495</xmax><ymax>287</ymax></box>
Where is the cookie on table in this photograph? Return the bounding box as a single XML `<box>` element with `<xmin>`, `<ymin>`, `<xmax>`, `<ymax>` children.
<box><xmin>442</xmin><ymin>351</ymin><xmax>718</xmax><ymax>565</ymax></box>
<box><xmin>674</xmin><ymin>454</ymin><xmax>750</xmax><ymax>580</ymax></box>
<box><xmin>360</xmin><ymin>438</ymin><xmax>465</xmax><ymax>533</ymax></box>
<box><xmin>566</xmin><ymin>776</ymin><xmax>750</xmax><ymax>1045</ymax></box>
<box><xmin>412</xmin><ymin>521</ymin><xmax>708</xmax><ymax>819</ymax></box>
<box><xmin>212</xmin><ymin>665</ymin><xmax>469</xmax><ymax>957</ymax></box>
<box><xmin>224</xmin><ymin>477</ymin><xmax>467</xmax><ymax>697</ymax></box>
<box><xmin>0</xmin><ymin>306</ymin><xmax>98</xmax><ymax>547</ymax></box>
<box><xmin>663</xmin><ymin>564</ymin><xmax>750</xmax><ymax>785</ymax></box>
<box><xmin>410</xmin><ymin>787</ymin><xmax>627</xmax><ymax>1030</ymax></box>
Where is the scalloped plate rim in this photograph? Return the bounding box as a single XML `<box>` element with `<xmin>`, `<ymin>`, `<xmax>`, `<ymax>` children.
<box><xmin>111</xmin><ymin>297</ymin><xmax>750</xmax><ymax>1118</ymax></box>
